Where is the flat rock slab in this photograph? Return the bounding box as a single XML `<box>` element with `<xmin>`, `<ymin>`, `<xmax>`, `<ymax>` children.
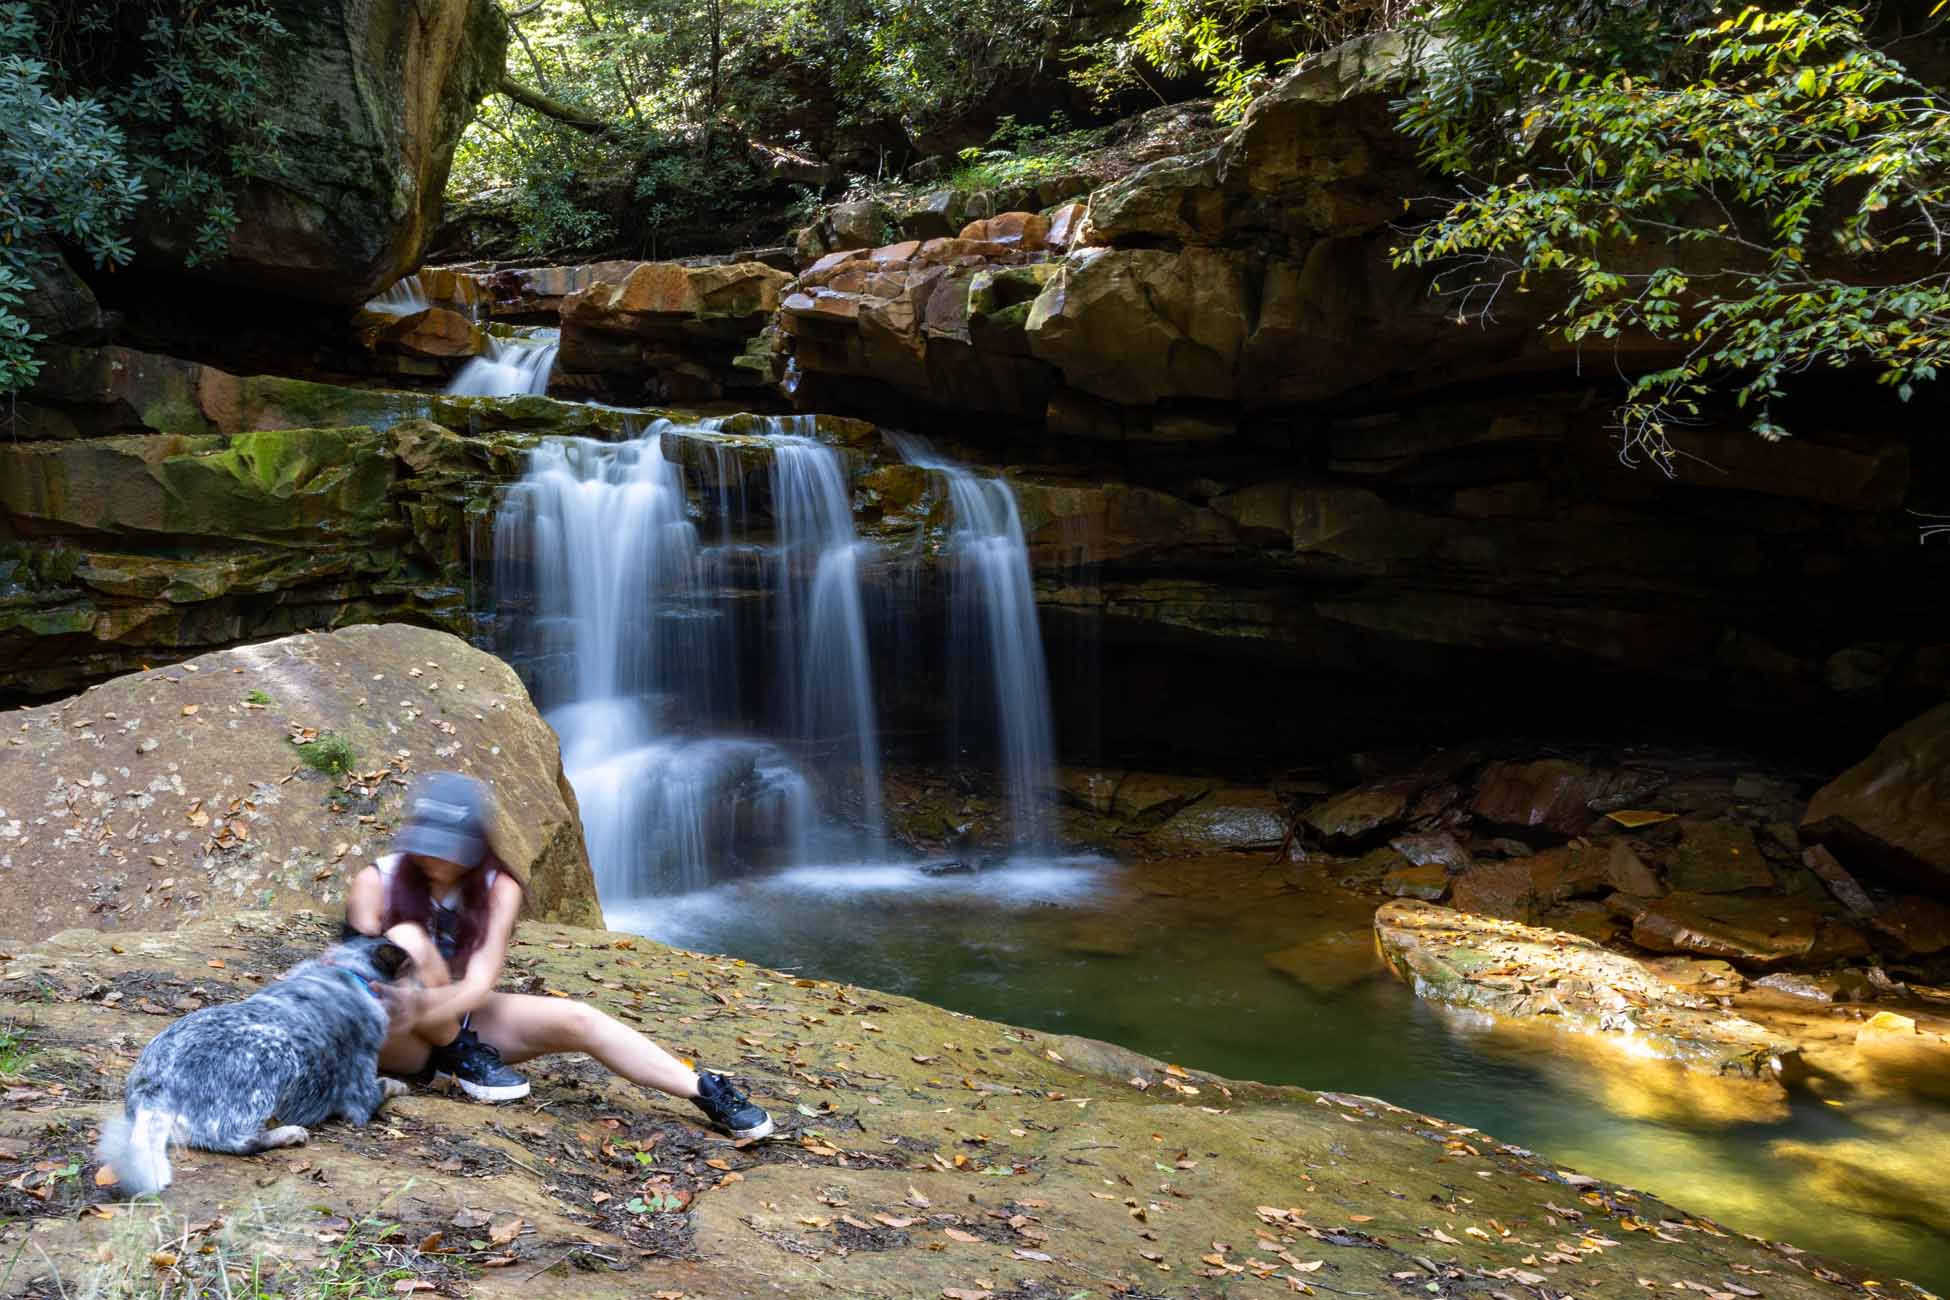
<box><xmin>1375</xmin><ymin>900</ymin><xmax>1802</xmax><ymax>1086</ymax></box>
<box><xmin>0</xmin><ymin>911</ymin><xmax>1897</xmax><ymax>1300</ymax></box>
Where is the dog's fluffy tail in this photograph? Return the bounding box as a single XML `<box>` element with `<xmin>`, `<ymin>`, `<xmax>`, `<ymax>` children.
<box><xmin>98</xmin><ymin>1107</ymin><xmax>176</xmax><ymax>1196</ymax></box>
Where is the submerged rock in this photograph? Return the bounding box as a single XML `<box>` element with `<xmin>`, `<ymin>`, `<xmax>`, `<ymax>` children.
<box><xmin>0</xmin><ymin>625</ymin><xmax>600</xmax><ymax>943</ymax></box>
<box><xmin>1375</xmin><ymin>899</ymin><xmax>1802</xmax><ymax>1087</ymax></box>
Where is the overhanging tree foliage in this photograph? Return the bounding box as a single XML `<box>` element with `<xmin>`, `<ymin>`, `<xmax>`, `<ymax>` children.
<box><xmin>1392</xmin><ymin>4</ymin><xmax>1950</xmax><ymax>468</ymax></box>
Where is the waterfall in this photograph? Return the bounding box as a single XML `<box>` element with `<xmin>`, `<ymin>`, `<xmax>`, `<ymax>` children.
<box><xmin>892</xmin><ymin>435</ymin><xmax>1057</xmax><ymax>852</ymax></box>
<box><xmin>447</xmin><ymin>328</ymin><xmax>561</xmax><ymax>397</ymax></box>
<box><xmin>768</xmin><ymin>435</ymin><xmax>884</xmax><ymax>847</ymax></box>
<box><xmin>365</xmin><ymin>275</ymin><xmax>430</xmax><ymax>315</ymax></box>
<box><xmin>495</xmin><ymin>417</ymin><xmax>888</xmax><ymax>897</ymax></box>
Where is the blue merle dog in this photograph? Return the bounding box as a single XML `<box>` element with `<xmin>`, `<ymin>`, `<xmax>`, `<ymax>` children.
<box><xmin>98</xmin><ymin>935</ymin><xmax>414</xmax><ymax>1195</ymax></box>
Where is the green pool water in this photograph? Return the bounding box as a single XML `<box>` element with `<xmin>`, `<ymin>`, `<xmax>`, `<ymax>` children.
<box><xmin>608</xmin><ymin>855</ymin><xmax>1950</xmax><ymax>1295</ymax></box>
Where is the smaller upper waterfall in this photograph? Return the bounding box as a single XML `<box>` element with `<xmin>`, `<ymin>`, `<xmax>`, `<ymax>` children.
<box><xmin>892</xmin><ymin>435</ymin><xmax>1057</xmax><ymax>852</ymax></box>
<box><xmin>447</xmin><ymin>328</ymin><xmax>560</xmax><ymax>397</ymax></box>
<box><xmin>364</xmin><ymin>276</ymin><xmax>430</xmax><ymax>315</ymax></box>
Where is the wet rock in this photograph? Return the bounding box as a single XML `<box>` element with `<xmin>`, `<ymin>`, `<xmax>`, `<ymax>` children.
<box><xmin>0</xmin><ymin>624</ymin><xmax>601</xmax><ymax>943</ymax></box>
<box><xmin>1375</xmin><ymin>900</ymin><xmax>1801</xmax><ymax>1086</ymax></box>
<box><xmin>1803</xmin><ymin>702</ymin><xmax>1950</xmax><ymax>893</ymax></box>
<box><xmin>1149</xmin><ymin>786</ymin><xmax>1288</xmax><ymax>854</ymax></box>
<box><xmin>1542</xmin><ymin>899</ymin><xmax>1624</xmax><ymax>944</ymax></box>
<box><xmin>1753</xmin><ymin>971</ymin><xmax>1847</xmax><ymax>1002</ymax></box>
<box><xmin>1663</xmin><ymin>820</ymin><xmax>1774</xmax><ymax>894</ymax></box>
<box><xmin>1448</xmin><ymin>860</ymin><xmax>1539</xmax><ymax>923</ymax></box>
<box><xmin>1381</xmin><ymin>862</ymin><xmax>1449</xmax><ymax>901</ymax></box>
<box><xmin>1521</xmin><ymin>843</ymin><xmax>1613</xmax><ymax>903</ymax></box>
<box><xmin>1336</xmin><ymin>844</ymin><xmax>1411</xmax><ymax>889</ymax></box>
<box><xmin>1801</xmin><ymin>845</ymin><xmax>1877</xmax><ymax>918</ymax></box>
<box><xmin>1469</xmin><ymin>759</ymin><xmax>1665</xmax><ymax>838</ymax></box>
<box><xmin>1866</xmin><ymin>894</ymin><xmax>1950</xmax><ymax>958</ymax></box>
<box><xmin>1630</xmin><ymin>893</ymin><xmax>1868</xmax><ymax>969</ymax></box>
<box><xmin>1388</xmin><ymin>830</ymin><xmax>1471</xmax><ymax>872</ymax></box>
<box><xmin>1301</xmin><ymin>783</ymin><xmax>1411</xmax><ymax>844</ymax></box>
<box><xmin>1642</xmin><ymin>956</ymin><xmax>1745</xmax><ymax>995</ymax></box>
<box><xmin>361</xmin><ymin>306</ymin><xmax>487</xmax><ymax>360</ymax></box>
<box><xmin>1603</xmin><ymin>840</ymin><xmax>1664</xmax><ymax>896</ymax></box>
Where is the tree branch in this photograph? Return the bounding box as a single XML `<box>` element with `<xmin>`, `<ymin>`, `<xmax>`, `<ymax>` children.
<box><xmin>496</xmin><ymin>74</ymin><xmax>610</xmax><ymax>134</ymax></box>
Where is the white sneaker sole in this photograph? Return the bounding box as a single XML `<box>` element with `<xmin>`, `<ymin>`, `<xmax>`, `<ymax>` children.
<box><xmin>436</xmin><ymin>1071</ymin><xmax>531</xmax><ymax>1102</ymax></box>
<box><xmin>726</xmin><ymin>1115</ymin><xmax>774</xmax><ymax>1140</ymax></box>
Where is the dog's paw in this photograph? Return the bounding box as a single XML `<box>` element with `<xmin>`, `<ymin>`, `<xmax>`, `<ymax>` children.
<box><xmin>258</xmin><ymin>1125</ymin><xmax>310</xmax><ymax>1150</ymax></box>
<box><xmin>380</xmin><ymin>1077</ymin><xmax>411</xmax><ymax>1100</ymax></box>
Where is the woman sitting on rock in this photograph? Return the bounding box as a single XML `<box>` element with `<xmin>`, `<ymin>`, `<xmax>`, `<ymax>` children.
<box><xmin>343</xmin><ymin>770</ymin><xmax>773</xmax><ymax>1138</ymax></box>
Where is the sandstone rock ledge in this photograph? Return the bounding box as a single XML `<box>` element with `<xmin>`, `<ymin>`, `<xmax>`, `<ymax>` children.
<box><xmin>0</xmin><ymin>911</ymin><xmax>1907</xmax><ymax>1300</ymax></box>
<box><xmin>1374</xmin><ymin>900</ymin><xmax>1802</xmax><ymax>1087</ymax></box>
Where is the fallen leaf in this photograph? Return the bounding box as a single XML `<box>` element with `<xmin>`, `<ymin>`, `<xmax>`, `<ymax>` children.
<box><xmin>181</xmin><ymin>705</ymin><xmax>199</xmax><ymax>716</ymax></box>
<box><xmin>943</xmin><ymin>1291</ymin><xmax>994</xmax><ymax>1300</ymax></box>
<box><xmin>1013</xmin><ymin>1249</ymin><xmax>1054</xmax><ymax>1262</ymax></box>
<box><xmin>488</xmin><ymin>1216</ymin><xmax>524</xmax><ymax>1247</ymax></box>
<box><xmin>393</xmin><ymin>1282</ymin><xmax>434</xmax><ymax>1294</ymax></box>
<box><xmin>1606</xmin><ymin>810</ymin><xmax>1677</xmax><ymax>828</ymax></box>
<box><xmin>96</xmin><ymin>1165</ymin><xmax>118</xmax><ymax>1187</ymax></box>
<box><xmin>943</xmin><ymin>1227</ymin><xmax>981</xmax><ymax>1243</ymax></box>
<box><xmin>1347</xmin><ymin>1214</ymin><xmax>1374</xmax><ymax>1223</ymax></box>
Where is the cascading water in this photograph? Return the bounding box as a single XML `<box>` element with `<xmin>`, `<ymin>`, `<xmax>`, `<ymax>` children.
<box><xmin>495</xmin><ymin>416</ymin><xmax>894</xmax><ymax>900</ymax></box>
<box><xmin>448</xmin><ymin>328</ymin><xmax>561</xmax><ymax>397</ymax></box>
<box><xmin>892</xmin><ymin>434</ymin><xmax>1057</xmax><ymax>851</ymax></box>
<box><xmin>766</xmin><ymin>432</ymin><xmax>884</xmax><ymax>848</ymax></box>
<box><xmin>365</xmin><ymin>276</ymin><xmax>430</xmax><ymax>315</ymax></box>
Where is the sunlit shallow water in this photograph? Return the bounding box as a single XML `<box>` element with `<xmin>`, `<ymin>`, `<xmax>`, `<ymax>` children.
<box><xmin>609</xmin><ymin>855</ymin><xmax>1950</xmax><ymax>1294</ymax></box>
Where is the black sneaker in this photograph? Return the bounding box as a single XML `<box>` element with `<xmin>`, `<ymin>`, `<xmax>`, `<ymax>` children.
<box><xmin>432</xmin><ymin>1027</ymin><xmax>531</xmax><ymax>1102</ymax></box>
<box><xmin>691</xmin><ymin>1070</ymin><xmax>773</xmax><ymax>1139</ymax></box>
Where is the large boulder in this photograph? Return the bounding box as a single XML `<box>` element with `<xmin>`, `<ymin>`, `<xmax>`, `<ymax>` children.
<box><xmin>1802</xmin><ymin>703</ymin><xmax>1950</xmax><ymax>893</ymax></box>
<box><xmin>131</xmin><ymin>0</ymin><xmax>507</xmax><ymax>303</ymax></box>
<box><xmin>1025</xmin><ymin>247</ymin><xmax>1255</xmax><ymax>406</ymax></box>
<box><xmin>1627</xmin><ymin>893</ymin><xmax>1868</xmax><ymax>970</ymax></box>
<box><xmin>0</xmin><ymin>624</ymin><xmax>600</xmax><ymax>942</ymax></box>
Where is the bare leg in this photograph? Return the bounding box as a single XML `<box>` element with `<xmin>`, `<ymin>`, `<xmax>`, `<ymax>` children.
<box><xmin>467</xmin><ymin>993</ymin><xmax>701</xmax><ymax>1098</ymax></box>
<box><xmin>377</xmin><ymin>943</ymin><xmax>461</xmax><ymax>1075</ymax></box>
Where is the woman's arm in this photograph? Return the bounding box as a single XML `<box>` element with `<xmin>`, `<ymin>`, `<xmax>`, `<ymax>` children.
<box><xmin>400</xmin><ymin>872</ymin><xmax>523</xmax><ymax>1027</ymax></box>
<box><xmin>344</xmin><ymin>865</ymin><xmax>386</xmax><ymax>936</ymax></box>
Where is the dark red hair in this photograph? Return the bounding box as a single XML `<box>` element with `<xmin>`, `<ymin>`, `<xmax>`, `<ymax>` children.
<box><xmin>381</xmin><ymin>854</ymin><xmax>519</xmax><ymax>977</ymax></box>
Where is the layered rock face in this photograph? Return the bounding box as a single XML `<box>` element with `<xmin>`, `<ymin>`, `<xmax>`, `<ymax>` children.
<box><xmin>129</xmin><ymin>0</ymin><xmax>507</xmax><ymax>304</ymax></box>
<box><xmin>758</xmin><ymin>39</ymin><xmax>1946</xmax><ymax>714</ymax></box>
<box><xmin>557</xmin><ymin>261</ymin><xmax>793</xmax><ymax>402</ymax></box>
<box><xmin>0</xmin><ymin>349</ymin><xmax>652</xmax><ymax>696</ymax></box>
<box><xmin>0</xmin><ymin>623</ymin><xmax>601</xmax><ymax>942</ymax></box>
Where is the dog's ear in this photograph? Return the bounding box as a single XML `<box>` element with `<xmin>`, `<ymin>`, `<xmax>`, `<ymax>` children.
<box><xmin>371</xmin><ymin>940</ymin><xmax>412</xmax><ymax>981</ymax></box>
